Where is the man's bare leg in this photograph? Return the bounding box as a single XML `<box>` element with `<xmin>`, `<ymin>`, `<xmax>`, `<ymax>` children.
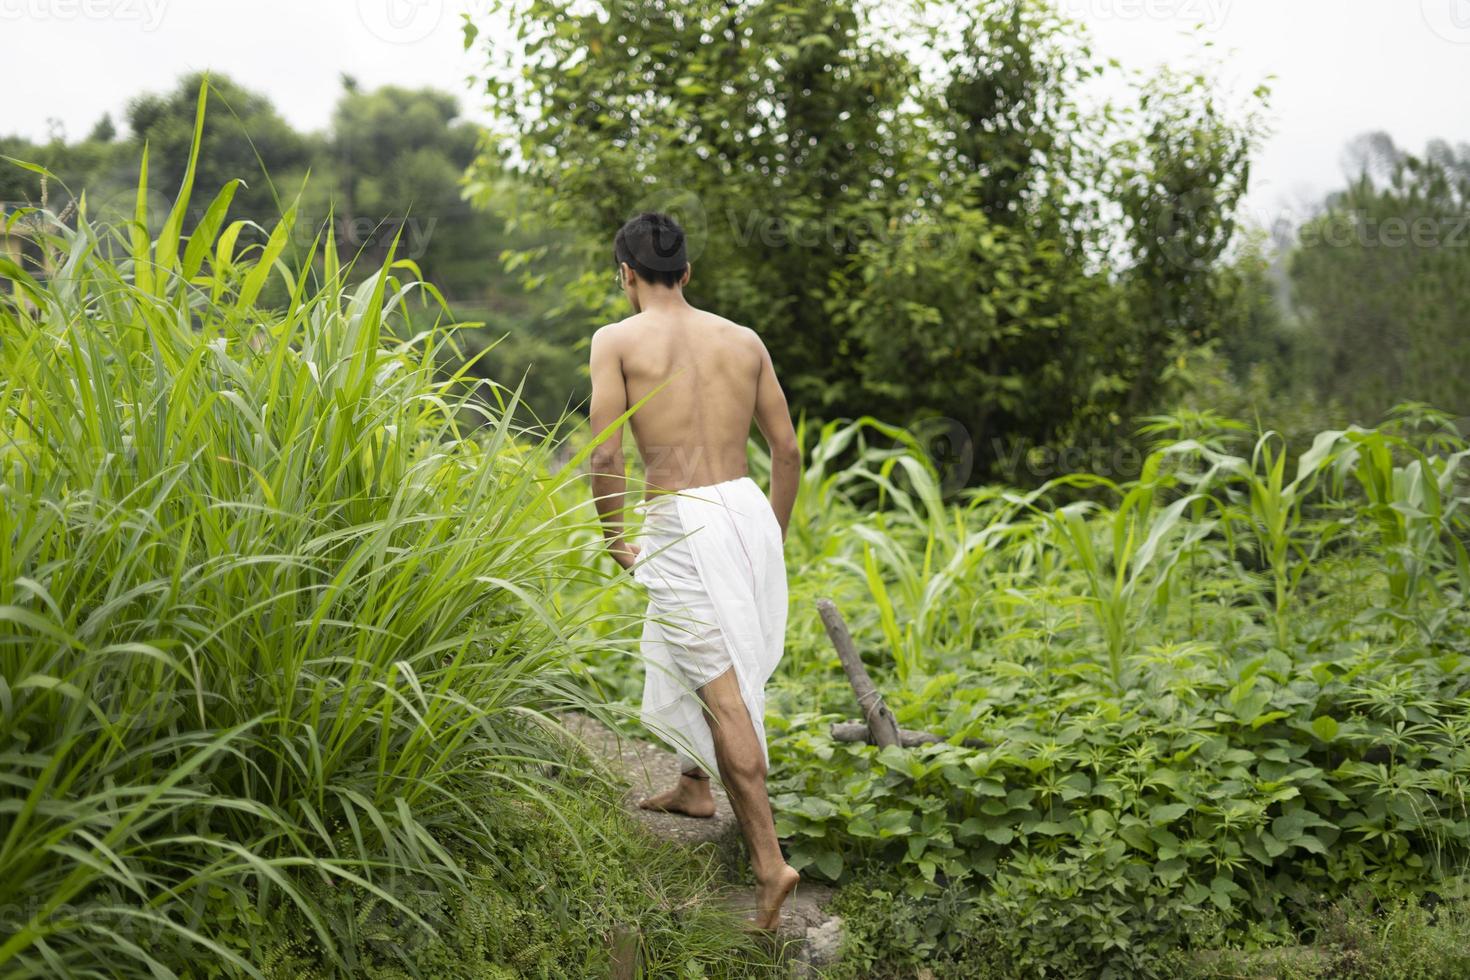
<box><xmin>696</xmin><ymin>667</ymin><xmax>800</xmax><ymax>931</ymax></box>
<box><xmin>638</xmin><ymin>764</ymin><xmax>716</xmax><ymax>817</ymax></box>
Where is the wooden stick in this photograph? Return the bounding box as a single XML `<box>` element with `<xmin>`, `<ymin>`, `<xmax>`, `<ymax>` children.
<box><xmin>609</xmin><ymin>924</ymin><xmax>639</xmax><ymax>979</ymax></box>
<box><xmin>817</xmin><ymin>598</ymin><xmax>901</xmax><ymax>749</ymax></box>
<box><xmin>830</xmin><ymin>721</ymin><xmax>986</xmax><ymax>749</ymax></box>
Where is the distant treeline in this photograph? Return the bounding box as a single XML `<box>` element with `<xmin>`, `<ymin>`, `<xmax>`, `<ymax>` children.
<box><xmin>4</xmin><ymin>26</ymin><xmax>1467</xmax><ymax>465</ymax></box>
<box><xmin>0</xmin><ymin>72</ymin><xmax>588</xmax><ymax>422</ymax></box>
<box><xmin>1</xmin><ymin>73</ymin><xmax>528</xmax><ymax>304</ymax></box>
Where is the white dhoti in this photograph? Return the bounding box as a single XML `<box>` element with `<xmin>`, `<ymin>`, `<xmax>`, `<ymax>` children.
<box><xmin>630</xmin><ymin>475</ymin><xmax>788</xmax><ymax>778</ymax></box>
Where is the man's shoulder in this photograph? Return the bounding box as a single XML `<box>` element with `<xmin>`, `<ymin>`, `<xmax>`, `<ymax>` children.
<box><xmin>697</xmin><ymin>309</ymin><xmax>763</xmax><ymax>350</ymax></box>
<box><xmin>591</xmin><ymin>315</ymin><xmax>642</xmax><ymax>350</ymax></box>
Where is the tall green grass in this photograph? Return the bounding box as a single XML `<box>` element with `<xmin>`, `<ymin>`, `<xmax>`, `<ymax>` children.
<box><xmin>0</xmin><ymin>87</ymin><xmax>678</xmax><ymax>977</ymax></box>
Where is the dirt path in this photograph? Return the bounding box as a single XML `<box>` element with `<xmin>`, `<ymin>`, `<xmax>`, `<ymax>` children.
<box><xmin>556</xmin><ymin>712</ymin><xmax>845</xmax><ymax>974</ymax></box>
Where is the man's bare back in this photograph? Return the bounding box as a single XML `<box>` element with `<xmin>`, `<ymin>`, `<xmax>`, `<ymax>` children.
<box><xmin>598</xmin><ymin>306</ymin><xmax>782</xmax><ymax>492</ymax></box>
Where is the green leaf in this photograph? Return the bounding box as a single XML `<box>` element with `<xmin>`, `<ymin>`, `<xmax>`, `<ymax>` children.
<box><xmin>814</xmin><ymin>849</ymin><xmax>844</xmax><ymax>880</ymax></box>
<box><xmin>876</xmin><ymin>809</ymin><xmax>912</xmax><ymax>837</ymax></box>
<box><xmin>131</xmin><ymin>142</ymin><xmax>153</xmax><ymax>292</ymax></box>
<box><xmin>791</xmin><ymin>796</ymin><xmax>837</xmax><ymax>821</ymax></box>
<box><xmin>238</xmin><ymin>199</ymin><xmax>299</xmax><ymax>308</ymax></box>
<box><xmin>1119</xmin><ymin>823</ymin><xmax>1154</xmax><ymax>853</ymax></box>
<box><xmin>1149</xmin><ymin>803</ymin><xmax>1191</xmax><ymax>825</ymax></box>
<box><xmin>181</xmin><ymin>179</ymin><xmax>242</xmax><ymax>281</ymax></box>
<box><xmin>1272</xmin><ymin>818</ymin><xmax>1303</xmax><ymax>844</ymax></box>
<box><xmin>154</xmin><ymin>76</ymin><xmax>209</xmax><ymax>293</ymax></box>
<box><xmin>876</xmin><ymin>744</ymin><xmax>911</xmax><ymax>771</ymax></box>
<box><xmin>1311</xmin><ymin>716</ymin><xmax>1339</xmax><ymax>741</ymax></box>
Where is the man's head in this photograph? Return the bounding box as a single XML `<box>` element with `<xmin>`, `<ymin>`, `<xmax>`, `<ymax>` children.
<box><xmin>614</xmin><ymin>211</ymin><xmax>690</xmax><ymax>310</ymax></box>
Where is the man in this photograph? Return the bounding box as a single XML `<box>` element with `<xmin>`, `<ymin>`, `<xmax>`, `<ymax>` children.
<box><xmin>587</xmin><ymin>211</ymin><xmax>803</xmax><ymax>932</ymax></box>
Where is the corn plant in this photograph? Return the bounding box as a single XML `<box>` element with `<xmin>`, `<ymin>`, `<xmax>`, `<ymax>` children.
<box><xmin>1176</xmin><ymin>428</ymin><xmax>1349</xmax><ymax>650</ymax></box>
<box><xmin>1334</xmin><ymin>425</ymin><xmax>1470</xmax><ymax>629</ymax></box>
<box><xmin>1030</xmin><ymin>451</ymin><xmax>1214</xmax><ymax>692</ymax></box>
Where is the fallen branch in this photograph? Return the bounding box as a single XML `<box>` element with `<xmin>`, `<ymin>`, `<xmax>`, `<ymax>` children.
<box><xmin>829</xmin><ymin>721</ymin><xmax>987</xmax><ymax>749</ymax></box>
<box><xmin>817</xmin><ymin>598</ymin><xmax>901</xmax><ymax>748</ymax></box>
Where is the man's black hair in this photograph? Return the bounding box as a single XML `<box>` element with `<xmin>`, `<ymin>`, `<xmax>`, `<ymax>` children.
<box><xmin>614</xmin><ymin>211</ymin><xmax>689</xmax><ymax>288</ymax></box>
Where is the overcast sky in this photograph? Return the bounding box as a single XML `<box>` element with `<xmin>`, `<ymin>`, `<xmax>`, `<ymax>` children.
<box><xmin>4</xmin><ymin>0</ymin><xmax>1467</xmax><ymax>227</ymax></box>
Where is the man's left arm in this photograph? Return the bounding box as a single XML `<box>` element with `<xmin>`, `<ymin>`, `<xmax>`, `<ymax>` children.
<box><xmin>587</xmin><ymin>326</ymin><xmax>639</xmax><ymax>571</ymax></box>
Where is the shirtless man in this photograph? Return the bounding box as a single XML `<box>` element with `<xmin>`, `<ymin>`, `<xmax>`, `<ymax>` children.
<box><xmin>587</xmin><ymin>211</ymin><xmax>802</xmax><ymax>931</ymax></box>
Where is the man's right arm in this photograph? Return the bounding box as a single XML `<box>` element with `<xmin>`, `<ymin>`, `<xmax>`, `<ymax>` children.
<box><xmin>751</xmin><ymin>333</ymin><xmax>801</xmax><ymax>540</ymax></box>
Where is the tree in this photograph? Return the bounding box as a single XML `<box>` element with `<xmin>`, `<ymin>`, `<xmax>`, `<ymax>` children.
<box><xmin>87</xmin><ymin>114</ymin><xmax>117</xmax><ymax>143</ymax></box>
<box><xmin>327</xmin><ymin>84</ymin><xmax>489</xmax><ymax>293</ymax></box>
<box><xmin>1290</xmin><ymin>134</ymin><xmax>1470</xmax><ymax>422</ymax></box>
<box><xmin>472</xmin><ymin>0</ymin><xmax>926</xmax><ymax>413</ymax></box>
<box><xmin>1112</xmin><ymin>68</ymin><xmax>1266</xmax><ymax>415</ymax></box>
<box><xmin>468</xmin><ymin>0</ymin><xmax>1262</xmax><ymax>476</ymax></box>
<box><xmin>126</xmin><ymin>72</ymin><xmax>312</xmax><ymax>220</ymax></box>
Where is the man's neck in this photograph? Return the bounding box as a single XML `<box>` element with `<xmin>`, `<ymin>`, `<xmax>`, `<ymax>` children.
<box><xmin>637</xmin><ymin>287</ymin><xmax>691</xmax><ymax>313</ymax></box>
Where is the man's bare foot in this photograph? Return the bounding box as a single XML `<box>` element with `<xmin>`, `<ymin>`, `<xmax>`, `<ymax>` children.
<box><xmin>637</xmin><ymin>776</ymin><xmax>715</xmax><ymax>818</ymax></box>
<box><xmin>751</xmin><ymin>864</ymin><xmax>800</xmax><ymax>931</ymax></box>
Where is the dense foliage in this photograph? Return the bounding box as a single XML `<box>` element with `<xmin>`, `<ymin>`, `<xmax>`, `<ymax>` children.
<box><xmin>5</xmin><ymin>9</ymin><xmax>1468</xmax><ymax>977</ymax></box>
<box><xmin>578</xmin><ymin>411</ymin><xmax>1470</xmax><ymax>975</ymax></box>
<box><xmin>0</xmin><ymin>104</ymin><xmax>776</xmax><ymax>978</ymax></box>
<box><xmin>759</xmin><ymin>415</ymin><xmax>1470</xmax><ymax>974</ymax></box>
<box><xmin>1290</xmin><ymin>133</ymin><xmax>1470</xmax><ymax>424</ymax></box>
<box><xmin>469</xmin><ymin>0</ymin><xmax>1268</xmax><ymax>473</ymax></box>
<box><xmin>0</xmin><ymin>73</ymin><xmax>530</xmax><ymax>307</ymax></box>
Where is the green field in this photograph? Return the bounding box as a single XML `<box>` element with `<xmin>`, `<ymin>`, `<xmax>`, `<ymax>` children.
<box><xmin>5</xmin><ymin>145</ymin><xmax>1470</xmax><ymax>976</ymax></box>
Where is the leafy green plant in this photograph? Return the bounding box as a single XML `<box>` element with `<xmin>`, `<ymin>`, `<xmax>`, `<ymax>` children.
<box><xmin>739</xmin><ymin>413</ymin><xmax>1470</xmax><ymax>974</ymax></box>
